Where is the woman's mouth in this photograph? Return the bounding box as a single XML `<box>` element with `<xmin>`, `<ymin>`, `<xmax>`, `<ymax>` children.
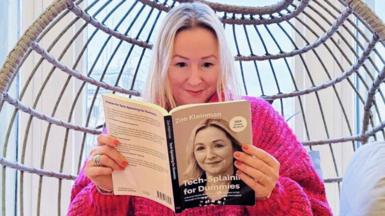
<box><xmin>186</xmin><ymin>89</ymin><xmax>204</xmax><ymax>96</ymax></box>
<box><xmin>205</xmin><ymin>160</ymin><xmax>221</xmax><ymax>165</ymax></box>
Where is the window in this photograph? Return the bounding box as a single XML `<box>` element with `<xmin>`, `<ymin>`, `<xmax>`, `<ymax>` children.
<box><xmin>0</xmin><ymin>0</ymin><xmax>383</xmax><ymax>215</ymax></box>
<box><xmin>0</xmin><ymin>1</ymin><xmax>20</xmax><ymax>215</ymax></box>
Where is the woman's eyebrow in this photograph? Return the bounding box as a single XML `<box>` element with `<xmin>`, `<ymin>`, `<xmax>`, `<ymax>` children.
<box><xmin>212</xmin><ymin>139</ymin><xmax>225</xmax><ymax>143</ymax></box>
<box><xmin>194</xmin><ymin>142</ymin><xmax>205</xmax><ymax>146</ymax></box>
<box><xmin>172</xmin><ymin>54</ymin><xmax>189</xmax><ymax>60</ymax></box>
<box><xmin>202</xmin><ymin>55</ymin><xmax>217</xmax><ymax>60</ymax></box>
<box><xmin>172</xmin><ymin>54</ymin><xmax>217</xmax><ymax>60</ymax></box>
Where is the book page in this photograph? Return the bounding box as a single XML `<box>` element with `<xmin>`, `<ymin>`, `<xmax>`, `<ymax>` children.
<box><xmin>171</xmin><ymin>100</ymin><xmax>255</xmax><ymax>209</ymax></box>
<box><xmin>102</xmin><ymin>94</ymin><xmax>174</xmax><ymax>210</ymax></box>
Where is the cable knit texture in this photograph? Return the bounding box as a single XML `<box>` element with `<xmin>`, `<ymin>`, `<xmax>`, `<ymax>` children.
<box><xmin>67</xmin><ymin>95</ymin><xmax>332</xmax><ymax>216</ymax></box>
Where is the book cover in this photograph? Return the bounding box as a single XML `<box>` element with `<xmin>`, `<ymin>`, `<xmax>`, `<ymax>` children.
<box><xmin>102</xmin><ymin>93</ymin><xmax>255</xmax><ymax>213</ymax></box>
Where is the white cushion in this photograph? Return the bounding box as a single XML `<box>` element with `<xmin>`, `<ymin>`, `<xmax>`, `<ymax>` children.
<box><xmin>340</xmin><ymin>141</ymin><xmax>385</xmax><ymax>216</ymax></box>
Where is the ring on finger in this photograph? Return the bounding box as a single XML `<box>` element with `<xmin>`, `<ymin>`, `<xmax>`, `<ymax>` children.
<box><xmin>93</xmin><ymin>154</ymin><xmax>102</xmax><ymax>167</ymax></box>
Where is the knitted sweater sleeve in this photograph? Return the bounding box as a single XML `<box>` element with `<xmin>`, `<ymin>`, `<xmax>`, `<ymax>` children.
<box><xmin>67</xmin><ymin>163</ymin><xmax>130</xmax><ymax>216</ymax></box>
<box><xmin>244</xmin><ymin>97</ymin><xmax>332</xmax><ymax>216</ymax></box>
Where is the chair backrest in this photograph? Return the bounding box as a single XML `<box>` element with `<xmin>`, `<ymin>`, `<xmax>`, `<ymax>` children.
<box><xmin>0</xmin><ymin>0</ymin><xmax>384</xmax><ymax>215</ymax></box>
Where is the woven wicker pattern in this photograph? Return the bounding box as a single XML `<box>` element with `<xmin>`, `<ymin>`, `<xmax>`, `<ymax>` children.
<box><xmin>0</xmin><ymin>0</ymin><xmax>384</xmax><ymax>215</ymax></box>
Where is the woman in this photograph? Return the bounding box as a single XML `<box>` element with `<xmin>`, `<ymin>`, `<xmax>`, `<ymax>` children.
<box><xmin>68</xmin><ymin>2</ymin><xmax>332</xmax><ymax>215</ymax></box>
<box><xmin>180</xmin><ymin>118</ymin><xmax>255</xmax><ymax>208</ymax></box>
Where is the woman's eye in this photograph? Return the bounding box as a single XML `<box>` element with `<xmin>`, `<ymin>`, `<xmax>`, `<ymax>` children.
<box><xmin>175</xmin><ymin>62</ymin><xmax>187</xmax><ymax>67</ymax></box>
<box><xmin>214</xmin><ymin>143</ymin><xmax>225</xmax><ymax>148</ymax></box>
<box><xmin>195</xmin><ymin>146</ymin><xmax>205</xmax><ymax>151</ymax></box>
<box><xmin>202</xmin><ymin>62</ymin><xmax>214</xmax><ymax>68</ymax></box>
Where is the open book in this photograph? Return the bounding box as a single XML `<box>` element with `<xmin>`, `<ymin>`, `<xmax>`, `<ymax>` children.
<box><xmin>102</xmin><ymin>93</ymin><xmax>255</xmax><ymax>213</ymax></box>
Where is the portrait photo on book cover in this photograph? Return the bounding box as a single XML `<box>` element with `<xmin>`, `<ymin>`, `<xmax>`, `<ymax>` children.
<box><xmin>174</xmin><ymin>117</ymin><xmax>255</xmax><ymax>208</ymax></box>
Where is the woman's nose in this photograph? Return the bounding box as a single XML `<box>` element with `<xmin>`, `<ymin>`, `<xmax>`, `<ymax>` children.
<box><xmin>206</xmin><ymin>148</ymin><xmax>216</xmax><ymax>158</ymax></box>
<box><xmin>187</xmin><ymin>65</ymin><xmax>203</xmax><ymax>86</ymax></box>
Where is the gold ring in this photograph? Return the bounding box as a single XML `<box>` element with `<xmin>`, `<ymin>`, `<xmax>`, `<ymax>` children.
<box><xmin>93</xmin><ymin>154</ymin><xmax>102</xmax><ymax>166</ymax></box>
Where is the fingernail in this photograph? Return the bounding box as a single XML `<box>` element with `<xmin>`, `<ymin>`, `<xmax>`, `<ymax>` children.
<box><xmin>242</xmin><ymin>144</ymin><xmax>249</xmax><ymax>151</ymax></box>
<box><xmin>234</xmin><ymin>161</ymin><xmax>240</xmax><ymax>166</ymax></box>
<box><xmin>234</xmin><ymin>152</ymin><xmax>241</xmax><ymax>158</ymax></box>
<box><xmin>113</xmin><ymin>139</ymin><xmax>120</xmax><ymax>146</ymax></box>
<box><xmin>121</xmin><ymin>161</ymin><xmax>128</xmax><ymax>167</ymax></box>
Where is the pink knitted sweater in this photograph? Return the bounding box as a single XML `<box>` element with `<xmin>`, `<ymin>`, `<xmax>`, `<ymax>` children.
<box><xmin>68</xmin><ymin>96</ymin><xmax>332</xmax><ymax>215</ymax></box>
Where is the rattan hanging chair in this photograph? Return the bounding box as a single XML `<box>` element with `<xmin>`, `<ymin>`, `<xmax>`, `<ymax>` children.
<box><xmin>0</xmin><ymin>0</ymin><xmax>384</xmax><ymax>215</ymax></box>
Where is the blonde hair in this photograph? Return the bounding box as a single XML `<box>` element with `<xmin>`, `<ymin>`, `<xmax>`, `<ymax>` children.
<box><xmin>183</xmin><ymin>118</ymin><xmax>242</xmax><ymax>182</ymax></box>
<box><xmin>144</xmin><ymin>2</ymin><xmax>240</xmax><ymax>109</ymax></box>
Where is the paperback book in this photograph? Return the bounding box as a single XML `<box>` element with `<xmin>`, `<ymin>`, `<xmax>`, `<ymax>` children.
<box><xmin>102</xmin><ymin>93</ymin><xmax>255</xmax><ymax>213</ymax></box>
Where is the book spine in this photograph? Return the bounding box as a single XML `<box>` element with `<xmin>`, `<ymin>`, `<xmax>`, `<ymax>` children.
<box><xmin>164</xmin><ymin>115</ymin><xmax>183</xmax><ymax>213</ymax></box>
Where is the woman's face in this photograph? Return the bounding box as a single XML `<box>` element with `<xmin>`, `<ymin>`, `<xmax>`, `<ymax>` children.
<box><xmin>168</xmin><ymin>27</ymin><xmax>219</xmax><ymax>106</ymax></box>
<box><xmin>193</xmin><ymin>126</ymin><xmax>234</xmax><ymax>177</ymax></box>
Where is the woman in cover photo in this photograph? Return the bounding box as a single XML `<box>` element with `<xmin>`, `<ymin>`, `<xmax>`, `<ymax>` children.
<box><xmin>68</xmin><ymin>2</ymin><xmax>332</xmax><ymax>215</ymax></box>
<box><xmin>180</xmin><ymin>118</ymin><xmax>255</xmax><ymax>208</ymax></box>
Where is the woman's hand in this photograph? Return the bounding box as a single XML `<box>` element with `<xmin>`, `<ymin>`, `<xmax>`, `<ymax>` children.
<box><xmin>84</xmin><ymin>134</ymin><xmax>128</xmax><ymax>192</ymax></box>
<box><xmin>234</xmin><ymin>144</ymin><xmax>280</xmax><ymax>200</ymax></box>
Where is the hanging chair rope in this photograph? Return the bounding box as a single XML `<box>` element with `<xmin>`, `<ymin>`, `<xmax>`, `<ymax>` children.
<box><xmin>0</xmin><ymin>157</ymin><xmax>76</xmax><ymax>180</ymax></box>
<box><xmin>361</xmin><ymin>66</ymin><xmax>385</xmax><ymax>141</ymax></box>
<box><xmin>176</xmin><ymin>0</ymin><xmax>295</xmax><ymax>15</ymax></box>
<box><xmin>235</xmin><ymin>7</ymin><xmax>353</xmax><ymax>61</ymax></box>
<box><xmin>138</xmin><ymin>0</ymin><xmax>311</xmax><ymax>25</ymax></box>
<box><xmin>2</xmin><ymin>92</ymin><xmax>101</xmax><ymax>135</ymax></box>
<box><xmin>262</xmin><ymin>35</ymin><xmax>379</xmax><ymax>100</ymax></box>
<box><xmin>0</xmin><ymin>0</ymin><xmax>383</xmax><ymax>168</ymax></box>
<box><xmin>66</xmin><ymin>0</ymin><xmax>153</xmax><ymax>49</ymax></box>
<box><xmin>343</xmin><ymin>0</ymin><xmax>385</xmax><ymax>41</ymax></box>
<box><xmin>31</xmin><ymin>42</ymin><xmax>140</xmax><ymax>96</ymax></box>
<box><xmin>0</xmin><ymin>1</ymin><xmax>384</xmax><ymax>215</ymax></box>
<box><xmin>0</xmin><ymin>0</ymin><xmax>69</xmax><ymax>109</ymax></box>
